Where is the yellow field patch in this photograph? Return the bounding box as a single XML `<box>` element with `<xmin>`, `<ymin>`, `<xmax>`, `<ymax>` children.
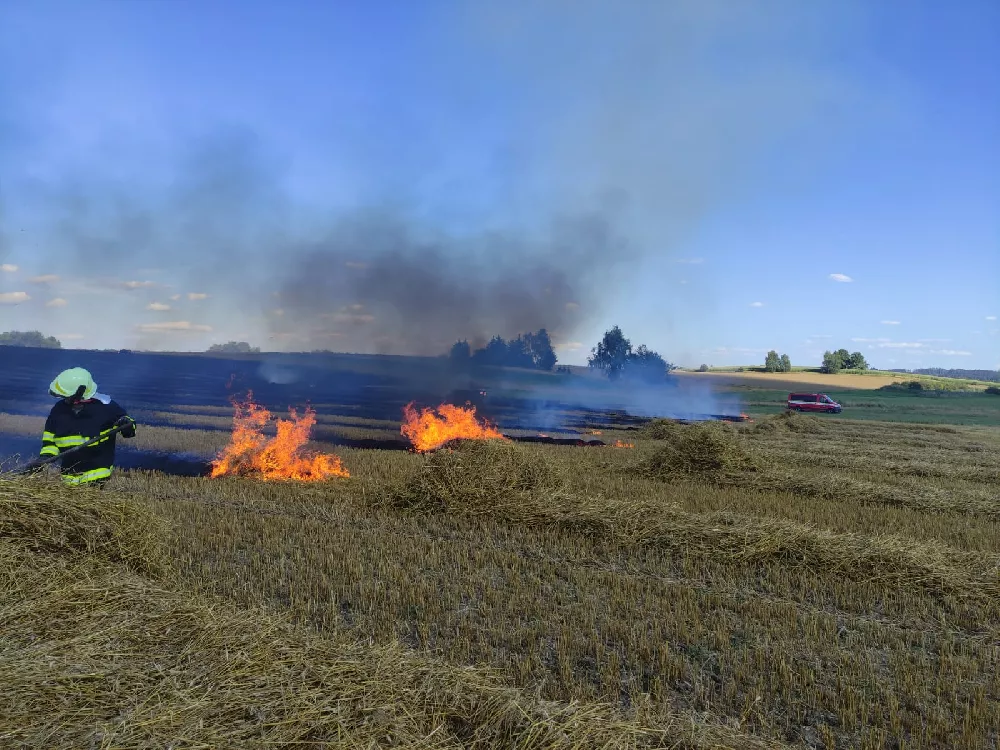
<box><xmin>676</xmin><ymin>370</ymin><xmax>902</xmax><ymax>390</ymax></box>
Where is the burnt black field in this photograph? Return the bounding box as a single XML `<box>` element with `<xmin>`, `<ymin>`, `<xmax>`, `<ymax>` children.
<box><xmin>0</xmin><ymin>345</ymin><xmax>751</xmax><ymax>476</ymax></box>
<box><xmin>1</xmin><ymin>345</ymin><xmax>736</xmax><ymax>429</ymax></box>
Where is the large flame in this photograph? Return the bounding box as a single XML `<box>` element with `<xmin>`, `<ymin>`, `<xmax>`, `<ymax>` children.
<box><xmin>210</xmin><ymin>392</ymin><xmax>349</xmax><ymax>480</ymax></box>
<box><xmin>401</xmin><ymin>402</ymin><xmax>506</xmax><ymax>452</ymax></box>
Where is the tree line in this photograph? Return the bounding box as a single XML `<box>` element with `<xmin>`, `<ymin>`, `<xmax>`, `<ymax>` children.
<box><xmin>0</xmin><ymin>330</ymin><xmax>62</xmax><ymax>348</ymax></box>
<box><xmin>891</xmin><ymin>367</ymin><xmax>1000</xmax><ymax>383</ymax></box>
<box><xmin>449</xmin><ymin>329</ymin><xmax>558</xmax><ymax>371</ymax></box>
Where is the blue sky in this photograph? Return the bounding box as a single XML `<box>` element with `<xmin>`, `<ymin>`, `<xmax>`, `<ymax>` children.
<box><xmin>1</xmin><ymin>0</ymin><xmax>997</xmax><ymax>369</ymax></box>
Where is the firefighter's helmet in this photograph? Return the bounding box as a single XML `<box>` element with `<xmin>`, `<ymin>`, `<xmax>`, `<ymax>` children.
<box><xmin>49</xmin><ymin>367</ymin><xmax>98</xmax><ymax>400</ymax></box>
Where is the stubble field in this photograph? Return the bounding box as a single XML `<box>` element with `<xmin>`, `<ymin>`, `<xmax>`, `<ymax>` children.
<box><xmin>1</xmin><ymin>349</ymin><xmax>998</xmax><ymax>749</ymax></box>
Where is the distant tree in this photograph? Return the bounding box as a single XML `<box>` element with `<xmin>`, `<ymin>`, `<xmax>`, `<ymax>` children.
<box><xmin>779</xmin><ymin>353</ymin><xmax>792</xmax><ymax>372</ymax></box>
<box><xmin>458</xmin><ymin>328</ymin><xmax>558</xmax><ymax>371</ymax></box>
<box><xmin>505</xmin><ymin>335</ymin><xmax>536</xmax><ymax>369</ymax></box>
<box><xmin>589</xmin><ymin>326</ymin><xmax>674</xmax><ymax>382</ymax></box>
<box><xmin>764</xmin><ymin>350</ymin><xmax>781</xmax><ymax>372</ymax></box>
<box><xmin>524</xmin><ymin>328</ymin><xmax>557</xmax><ymax>371</ymax></box>
<box><xmin>624</xmin><ymin>344</ymin><xmax>674</xmax><ymax>383</ymax></box>
<box><xmin>845</xmin><ymin>351</ymin><xmax>868</xmax><ymax>370</ymax></box>
<box><xmin>449</xmin><ymin>339</ymin><xmax>471</xmax><ymax>362</ymax></box>
<box><xmin>471</xmin><ymin>335</ymin><xmax>510</xmax><ymax>367</ymax></box>
<box><xmin>588</xmin><ymin>325</ymin><xmax>632</xmax><ymax>381</ymax></box>
<box><xmin>0</xmin><ymin>330</ymin><xmax>62</xmax><ymax>348</ymax></box>
<box><xmin>698</xmin><ymin>363</ymin><xmax>710</xmax><ymax>372</ymax></box>
<box><xmin>821</xmin><ymin>350</ymin><xmax>843</xmax><ymax>374</ymax></box>
<box><xmin>207</xmin><ymin>341</ymin><xmax>260</xmax><ymax>354</ymax></box>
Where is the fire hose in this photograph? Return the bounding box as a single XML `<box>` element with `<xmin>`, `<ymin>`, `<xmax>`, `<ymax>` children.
<box><xmin>3</xmin><ymin>423</ymin><xmax>128</xmax><ymax>477</ymax></box>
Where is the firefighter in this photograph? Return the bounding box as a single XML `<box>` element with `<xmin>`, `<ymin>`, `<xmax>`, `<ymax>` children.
<box><xmin>31</xmin><ymin>367</ymin><xmax>137</xmax><ymax>487</ymax></box>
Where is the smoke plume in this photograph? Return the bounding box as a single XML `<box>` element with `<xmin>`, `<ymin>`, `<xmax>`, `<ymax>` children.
<box><xmin>0</xmin><ymin>0</ymin><xmax>864</xmax><ymax>354</ymax></box>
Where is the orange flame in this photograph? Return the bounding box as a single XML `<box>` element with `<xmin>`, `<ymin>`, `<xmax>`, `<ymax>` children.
<box><xmin>210</xmin><ymin>392</ymin><xmax>349</xmax><ymax>480</ymax></box>
<box><xmin>401</xmin><ymin>402</ymin><xmax>506</xmax><ymax>452</ymax></box>
<box><xmin>612</xmin><ymin>440</ymin><xmax>635</xmax><ymax>448</ymax></box>
<box><xmin>590</xmin><ymin>430</ymin><xmax>603</xmax><ymax>435</ymax></box>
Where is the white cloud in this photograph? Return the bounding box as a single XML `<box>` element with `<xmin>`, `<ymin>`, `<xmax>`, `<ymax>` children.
<box><xmin>929</xmin><ymin>349</ymin><xmax>972</xmax><ymax>356</ymax></box>
<box><xmin>556</xmin><ymin>341</ymin><xmax>583</xmax><ymax>351</ymax></box>
<box><xmin>46</xmin><ymin>298</ymin><xmax>68</xmax><ymax>308</ymax></box>
<box><xmin>828</xmin><ymin>273</ymin><xmax>853</xmax><ymax>283</ymax></box>
<box><xmin>56</xmin><ymin>333</ymin><xmax>85</xmax><ymax>340</ymax></box>
<box><xmin>918</xmin><ymin>338</ymin><xmax>951</xmax><ymax>343</ymax></box>
<box><xmin>0</xmin><ymin>291</ymin><xmax>30</xmax><ymax>304</ymax></box>
<box><xmin>170</xmin><ymin>294</ymin><xmax>181</xmax><ymax>301</ymax></box>
<box><xmin>878</xmin><ymin>342</ymin><xmax>925</xmax><ymax>349</ymax></box>
<box><xmin>146</xmin><ymin>302</ymin><xmax>171</xmax><ymax>311</ymax></box>
<box><xmin>28</xmin><ymin>274</ymin><xmax>59</xmax><ymax>284</ymax></box>
<box><xmin>122</xmin><ymin>280</ymin><xmax>156</xmax><ymax>289</ymax></box>
<box><xmin>0</xmin><ymin>264</ymin><xmax>17</xmax><ymax>273</ymax></box>
<box><xmin>565</xmin><ymin>301</ymin><xmax>580</xmax><ymax>311</ymax></box>
<box><xmin>987</xmin><ymin>316</ymin><xmax>997</xmax><ymax>321</ymax></box>
<box><xmin>749</xmin><ymin>301</ymin><xmax>764</xmax><ymax>307</ymax></box>
<box><xmin>852</xmin><ymin>337</ymin><xmax>890</xmax><ymax>343</ymax></box>
<box><xmin>136</xmin><ymin>321</ymin><xmax>213</xmax><ymax>333</ymax></box>
<box><xmin>880</xmin><ymin>320</ymin><xmax>900</xmax><ymax>325</ymax></box>
<box><xmin>187</xmin><ymin>292</ymin><xmax>209</xmax><ymax>301</ymax></box>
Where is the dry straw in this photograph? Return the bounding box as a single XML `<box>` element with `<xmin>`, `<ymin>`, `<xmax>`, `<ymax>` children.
<box><xmin>2</xmin><ymin>475</ymin><xmax>795</xmax><ymax>749</ymax></box>
<box><xmin>380</xmin><ymin>437</ymin><xmax>1000</xmax><ymax>602</ymax></box>
<box><xmin>0</xmin><ymin>474</ymin><xmax>168</xmax><ymax>577</ymax></box>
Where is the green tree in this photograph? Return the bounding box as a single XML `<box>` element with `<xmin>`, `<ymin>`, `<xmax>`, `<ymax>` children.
<box><xmin>764</xmin><ymin>350</ymin><xmax>781</xmax><ymax>372</ymax></box>
<box><xmin>821</xmin><ymin>350</ymin><xmax>843</xmax><ymax>374</ymax></box>
<box><xmin>524</xmin><ymin>328</ymin><xmax>557</xmax><ymax>371</ymax></box>
<box><xmin>588</xmin><ymin>325</ymin><xmax>632</xmax><ymax>381</ymax></box>
<box><xmin>624</xmin><ymin>344</ymin><xmax>674</xmax><ymax>383</ymax></box>
<box><xmin>698</xmin><ymin>364</ymin><xmax>710</xmax><ymax>372</ymax></box>
<box><xmin>0</xmin><ymin>330</ymin><xmax>62</xmax><ymax>348</ymax></box>
<box><xmin>845</xmin><ymin>351</ymin><xmax>868</xmax><ymax>370</ymax></box>
<box><xmin>207</xmin><ymin>341</ymin><xmax>260</xmax><ymax>354</ymax></box>
<box><xmin>779</xmin><ymin>353</ymin><xmax>791</xmax><ymax>372</ymax></box>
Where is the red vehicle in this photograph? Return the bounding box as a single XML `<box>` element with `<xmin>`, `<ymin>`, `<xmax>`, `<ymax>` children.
<box><xmin>787</xmin><ymin>393</ymin><xmax>842</xmax><ymax>413</ymax></box>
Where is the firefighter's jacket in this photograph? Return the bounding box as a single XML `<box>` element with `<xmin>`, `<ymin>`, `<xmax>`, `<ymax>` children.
<box><xmin>39</xmin><ymin>397</ymin><xmax>136</xmax><ymax>485</ymax></box>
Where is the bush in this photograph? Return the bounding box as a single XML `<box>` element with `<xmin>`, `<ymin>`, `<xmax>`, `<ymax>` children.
<box><xmin>698</xmin><ymin>364</ymin><xmax>709</xmax><ymax>372</ymax></box>
<box><xmin>986</xmin><ymin>386</ymin><xmax>1000</xmax><ymax>396</ymax></box>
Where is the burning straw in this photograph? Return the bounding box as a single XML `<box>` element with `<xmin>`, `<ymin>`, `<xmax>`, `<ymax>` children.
<box><xmin>401</xmin><ymin>401</ymin><xmax>507</xmax><ymax>453</ymax></box>
<box><xmin>0</xmin><ymin>476</ymin><xmax>778</xmax><ymax>749</ymax></box>
<box><xmin>211</xmin><ymin>392</ymin><xmax>349</xmax><ymax>480</ymax></box>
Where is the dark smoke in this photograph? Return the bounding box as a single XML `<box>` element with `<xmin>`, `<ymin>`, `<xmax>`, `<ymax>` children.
<box><xmin>273</xmin><ymin>208</ymin><xmax>631</xmax><ymax>355</ymax></box>
<box><xmin>11</xmin><ymin>128</ymin><xmax>635</xmax><ymax>355</ymax></box>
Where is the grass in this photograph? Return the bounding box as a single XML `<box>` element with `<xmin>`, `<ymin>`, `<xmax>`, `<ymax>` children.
<box><xmin>2</xmin><ymin>369</ymin><xmax>999</xmax><ymax>748</ymax></box>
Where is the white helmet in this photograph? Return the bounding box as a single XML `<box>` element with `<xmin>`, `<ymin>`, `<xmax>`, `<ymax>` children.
<box><xmin>49</xmin><ymin>367</ymin><xmax>98</xmax><ymax>400</ymax></box>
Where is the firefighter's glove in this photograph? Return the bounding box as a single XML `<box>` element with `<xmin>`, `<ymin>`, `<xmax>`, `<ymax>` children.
<box><xmin>115</xmin><ymin>416</ymin><xmax>137</xmax><ymax>438</ymax></box>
